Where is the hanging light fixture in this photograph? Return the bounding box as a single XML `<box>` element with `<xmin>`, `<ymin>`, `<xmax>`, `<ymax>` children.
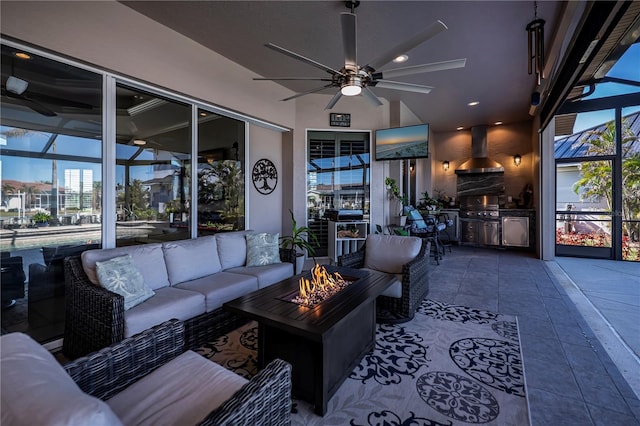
<box><xmin>526</xmin><ymin>1</ymin><xmax>545</xmax><ymax>86</ymax></box>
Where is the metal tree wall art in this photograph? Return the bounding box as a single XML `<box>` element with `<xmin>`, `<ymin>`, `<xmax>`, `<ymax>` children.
<box><xmin>252</xmin><ymin>158</ymin><xmax>278</xmax><ymax>195</ymax></box>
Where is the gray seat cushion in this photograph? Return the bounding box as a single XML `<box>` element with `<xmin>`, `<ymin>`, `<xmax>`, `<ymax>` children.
<box><xmin>227</xmin><ymin>262</ymin><xmax>294</xmax><ymax>288</ymax></box>
<box><xmin>175</xmin><ymin>272</ymin><xmax>258</xmax><ymax>311</ymax></box>
<box><xmin>162</xmin><ymin>236</ymin><xmax>223</xmax><ymax>285</ymax></box>
<box><xmin>215</xmin><ymin>231</ymin><xmax>253</xmax><ymax>270</ymax></box>
<box><xmin>364</xmin><ymin>234</ymin><xmax>422</xmax><ymax>274</ymax></box>
<box><xmin>124</xmin><ymin>287</ymin><xmax>205</xmax><ymax>337</ymax></box>
<box><xmin>82</xmin><ymin>243</ymin><xmax>170</xmax><ymax>290</ymax></box>
<box><xmin>107</xmin><ymin>350</ymin><xmax>246</xmax><ymax>426</ymax></box>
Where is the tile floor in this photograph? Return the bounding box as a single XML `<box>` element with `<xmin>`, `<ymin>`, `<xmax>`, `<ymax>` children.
<box><xmin>423</xmin><ymin>246</ymin><xmax>640</xmax><ymax>425</ymax></box>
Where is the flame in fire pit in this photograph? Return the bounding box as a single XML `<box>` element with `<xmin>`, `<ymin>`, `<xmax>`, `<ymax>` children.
<box><xmin>292</xmin><ymin>264</ymin><xmax>350</xmax><ymax>308</ymax></box>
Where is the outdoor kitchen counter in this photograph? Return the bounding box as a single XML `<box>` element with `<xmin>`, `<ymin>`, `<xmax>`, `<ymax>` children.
<box><xmin>500</xmin><ymin>209</ymin><xmax>536</xmax><ymax>250</ymax></box>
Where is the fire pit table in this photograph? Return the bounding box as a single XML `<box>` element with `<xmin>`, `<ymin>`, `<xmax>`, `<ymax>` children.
<box><xmin>223</xmin><ymin>264</ymin><xmax>394</xmax><ymax>415</ymax></box>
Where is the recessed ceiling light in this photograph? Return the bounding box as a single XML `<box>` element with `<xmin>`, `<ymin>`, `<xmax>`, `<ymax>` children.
<box><xmin>133</xmin><ymin>139</ymin><xmax>147</xmax><ymax>146</ymax></box>
<box><xmin>494</xmin><ymin>121</ymin><xmax>503</xmax><ymax>125</ymax></box>
<box><xmin>467</xmin><ymin>101</ymin><xmax>480</xmax><ymax>106</ymax></box>
<box><xmin>14</xmin><ymin>52</ymin><xmax>31</xmax><ymax>60</ymax></box>
<box><xmin>393</xmin><ymin>54</ymin><xmax>409</xmax><ymax>63</ymax></box>
<box><xmin>456</xmin><ymin>126</ymin><xmax>464</xmax><ymax>131</ymax></box>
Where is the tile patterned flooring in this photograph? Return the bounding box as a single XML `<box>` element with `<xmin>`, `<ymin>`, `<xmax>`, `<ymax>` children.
<box><xmin>424</xmin><ymin>246</ymin><xmax>640</xmax><ymax>425</ymax></box>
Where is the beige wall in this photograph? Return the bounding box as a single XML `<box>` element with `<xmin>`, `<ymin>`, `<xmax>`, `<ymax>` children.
<box><xmin>431</xmin><ymin>120</ymin><xmax>534</xmax><ymax>201</ymax></box>
<box><xmin>247</xmin><ymin>124</ymin><xmax>284</xmax><ymax>234</ymax></box>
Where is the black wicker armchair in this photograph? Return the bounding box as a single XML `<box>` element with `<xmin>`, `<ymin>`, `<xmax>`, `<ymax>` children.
<box><xmin>63</xmin><ymin>248</ymin><xmax>297</xmax><ymax>359</ymax></box>
<box><xmin>63</xmin><ymin>319</ymin><xmax>293</xmax><ymax>426</ymax></box>
<box><xmin>338</xmin><ymin>237</ymin><xmax>430</xmax><ymax>323</ymax></box>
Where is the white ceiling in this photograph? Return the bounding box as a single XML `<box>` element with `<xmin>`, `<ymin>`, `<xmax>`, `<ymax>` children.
<box><xmin>121</xmin><ymin>1</ymin><xmax>563</xmax><ymax>132</ymax></box>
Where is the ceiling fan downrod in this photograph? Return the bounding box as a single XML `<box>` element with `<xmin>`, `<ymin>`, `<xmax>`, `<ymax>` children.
<box><xmin>345</xmin><ymin>1</ymin><xmax>360</xmax><ymax>13</ymax></box>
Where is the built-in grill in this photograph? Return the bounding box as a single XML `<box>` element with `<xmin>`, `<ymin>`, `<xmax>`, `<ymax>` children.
<box><xmin>459</xmin><ymin>195</ymin><xmax>500</xmax><ymax>245</ymax></box>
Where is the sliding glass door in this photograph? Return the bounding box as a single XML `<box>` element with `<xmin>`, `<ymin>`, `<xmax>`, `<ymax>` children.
<box><xmin>0</xmin><ymin>41</ymin><xmax>250</xmax><ymax>343</ymax></box>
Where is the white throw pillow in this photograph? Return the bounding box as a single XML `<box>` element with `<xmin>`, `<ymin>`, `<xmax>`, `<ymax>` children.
<box><xmin>0</xmin><ymin>333</ymin><xmax>123</xmax><ymax>426</ymax></box>
<box><xmin>96</xmin><ymin>254</ymin><xmax>155</xmax><ymax>310</ymax></box>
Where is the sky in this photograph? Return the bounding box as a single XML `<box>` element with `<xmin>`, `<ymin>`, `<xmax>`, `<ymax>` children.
<box><xmin>573</xmin><ymin>42</ymin><xmax>640</xmax><ymax>133</ymax></box>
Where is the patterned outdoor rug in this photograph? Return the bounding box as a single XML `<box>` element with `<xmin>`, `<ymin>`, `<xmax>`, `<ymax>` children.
<box><xmin>195</xmin><ymin>299</ymin><xmax>529</xmax><ymax>425</ymax></box>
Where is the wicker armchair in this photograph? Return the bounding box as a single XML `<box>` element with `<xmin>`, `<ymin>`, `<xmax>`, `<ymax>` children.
<box><xmin>338</xmin><ymin>236</ymin><xmax>430</xmax><ymax>323</ymax></box>
<box><xmin>63</xmin><ymin>319</ymin><xmax>293</xmax><ymax>426</ymax></box>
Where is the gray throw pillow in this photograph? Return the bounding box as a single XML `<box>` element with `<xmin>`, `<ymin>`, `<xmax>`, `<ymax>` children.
<box><xmin>96</xmin><ymin>254</ymin><xmax>155</xmax><ymax>310</ymax></box>
<box><xmin>245</xmin><ymin>233</ymin><xmax>282</xmax><ymax>267</ymax></box>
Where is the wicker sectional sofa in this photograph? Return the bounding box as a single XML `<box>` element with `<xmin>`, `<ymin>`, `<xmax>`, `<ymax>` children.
<box><xmin>63</xmin><ymin>231</ymin><xmax>296</xmax><ymax>359</ymax></box>
<box><xmin>1</xmin><ymin>319</ymin><xmax>293</xmax><ymax>425</ymax></box>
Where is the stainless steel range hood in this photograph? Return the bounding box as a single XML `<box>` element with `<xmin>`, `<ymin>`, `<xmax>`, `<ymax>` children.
<box><xmin>455</xmin><ymin>125</ymin><xmax>504</xmax><ymax>174</ymax></box>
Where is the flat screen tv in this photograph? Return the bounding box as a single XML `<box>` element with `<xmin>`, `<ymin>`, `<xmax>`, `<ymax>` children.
<box><xmin>374</xmin><ymin>123</ymin><xmax>429</xmax><ymax>161</ymax></box>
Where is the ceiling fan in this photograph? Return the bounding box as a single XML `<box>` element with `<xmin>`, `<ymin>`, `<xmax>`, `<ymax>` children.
<box><xmin>254</xmin><ymin>0</ymin><xmax>467</xmax><ymax>109</ymax></box>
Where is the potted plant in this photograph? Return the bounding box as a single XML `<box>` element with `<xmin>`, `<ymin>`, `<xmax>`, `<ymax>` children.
<box><xmin>32</xmin><ymin>212</ymin><xmax>52</xmax><ymax>227</ymax></box>
<box><xmin>385</xmin><ymin>177</ymin><xmax>408</xmax><ymax>225</ymax></box>
<box><xmin>279</xmin><ymin>209</ymin><xmax>319</xmax><ymax>274</ymax></box>
<box><xmin>416</xmin><ymin>191</ymin><xmax>442</xmax><ymax>216</ymax></box>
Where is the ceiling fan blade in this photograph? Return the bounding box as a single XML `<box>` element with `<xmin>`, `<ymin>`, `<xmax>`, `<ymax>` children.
<box><xmin>375</xmin><ymin>58</ymin><xmax>467</xmax><ymax>79</ymax></box>
<box><xmin>24</xmin><ymin>98</ymin><xmax>57</xmax><ymax>117</ymax></box>
<box><xmin>324</xmin><ymin>91</ymin><xmax>343</xmax><ymax>110</ymax></box>
<box><xmin>372</xmin><ymin>80</ymin><xmax>433</xmax><ymax>94</ymax></box>
<box><xmin>361</xmin><ymin>87</ymin><xmax>383</xmax><ymax>107</ymax></box>
<box><xmin>265</xmin><ymin>43</ymin><xmax>344</xmax><ymax>76</ymax></box>
<box><xmin>341</xmin><ymin>12</ymin><xmax>357</xmax><ymax>70</ymax></box>
<box><xmin>254</xmin><ymin>77</ymin><xmax>333</xmax><ymax>81</ymax></box>
<box><xmin>3</xmin><ymin>90</ymin><xmax>57</xmax><ymax>116</ymax></box>
<box><xmin>282</xmin><ymin>84</ymin><xmax>335</xmax><ymax>102</ymax></box>
<box><xmin>364</xmin><ymin>20</ymin><xmax>448</xmax><ymax>71</ymax></box>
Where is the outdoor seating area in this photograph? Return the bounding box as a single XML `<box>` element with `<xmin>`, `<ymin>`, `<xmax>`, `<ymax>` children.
<box><xmin>63</xmin><ymin>232</ymin><xmax>296</xmax><ymax>359</ymax></box>
<box><xmin>1</xmin><ymin>2</ymin><xmax>639</xmax><ymax>425</ymax></box>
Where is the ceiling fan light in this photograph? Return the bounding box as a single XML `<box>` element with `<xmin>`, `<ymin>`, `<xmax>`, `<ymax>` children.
<box><xmin>341</xmin><ymin>84</ymin><xmax>362</xmax><ymax>96</ymax></box>
<box><xmin>6</xmin><ymin>76</ymin><xmax>28</xmax><ymax>95</ymax></box>
<box><xmin>341</xmin><ymin>74</ymin><xmax>362</xmax><ymax>96</ymax></box>
<box><xmin>393</xmin><ymin>54</ymin><xmax>409</xmax><ymax>63</ymax></box>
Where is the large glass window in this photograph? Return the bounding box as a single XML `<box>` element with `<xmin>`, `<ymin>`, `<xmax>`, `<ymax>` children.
<box><xmin>196</xmin><ymin>109</ymin><xmax>245</xmax><ymax>235</ymax></box>
<box><xmin>1</xmin><ymin>42</ymin><xmax>251</xmax><ymax>344</ymax></box>
<box><xmin>1</xmin><ymin>45</ymin><xmax>102</xmax><ymax>342</ymax></box>
<box><xmin>307</xmin><ymin>131</ymin><xmax>370</xmax><ymax>256</ymax></box>
<box><xmin>114</xmin><ymin>84</ymin><xmax>191</xmax><ymax>246</ymax></box>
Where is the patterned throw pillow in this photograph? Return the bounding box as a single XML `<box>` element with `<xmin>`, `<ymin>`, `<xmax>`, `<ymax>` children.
<box><xmin>96</xmin><ymin>254</ymin><xmax>155</xmax><ymax>310</ymax></box>
<box><xmin>245</xmin><ymin>233</ymin><xmax>282</xmax><ymax>267</ymax></box>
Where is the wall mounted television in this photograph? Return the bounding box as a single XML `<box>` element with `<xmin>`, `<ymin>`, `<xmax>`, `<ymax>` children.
<box><xmin>374</xmin><ymin>123</ymin><xmax>429</xmax><ymax>161</ymax></box>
